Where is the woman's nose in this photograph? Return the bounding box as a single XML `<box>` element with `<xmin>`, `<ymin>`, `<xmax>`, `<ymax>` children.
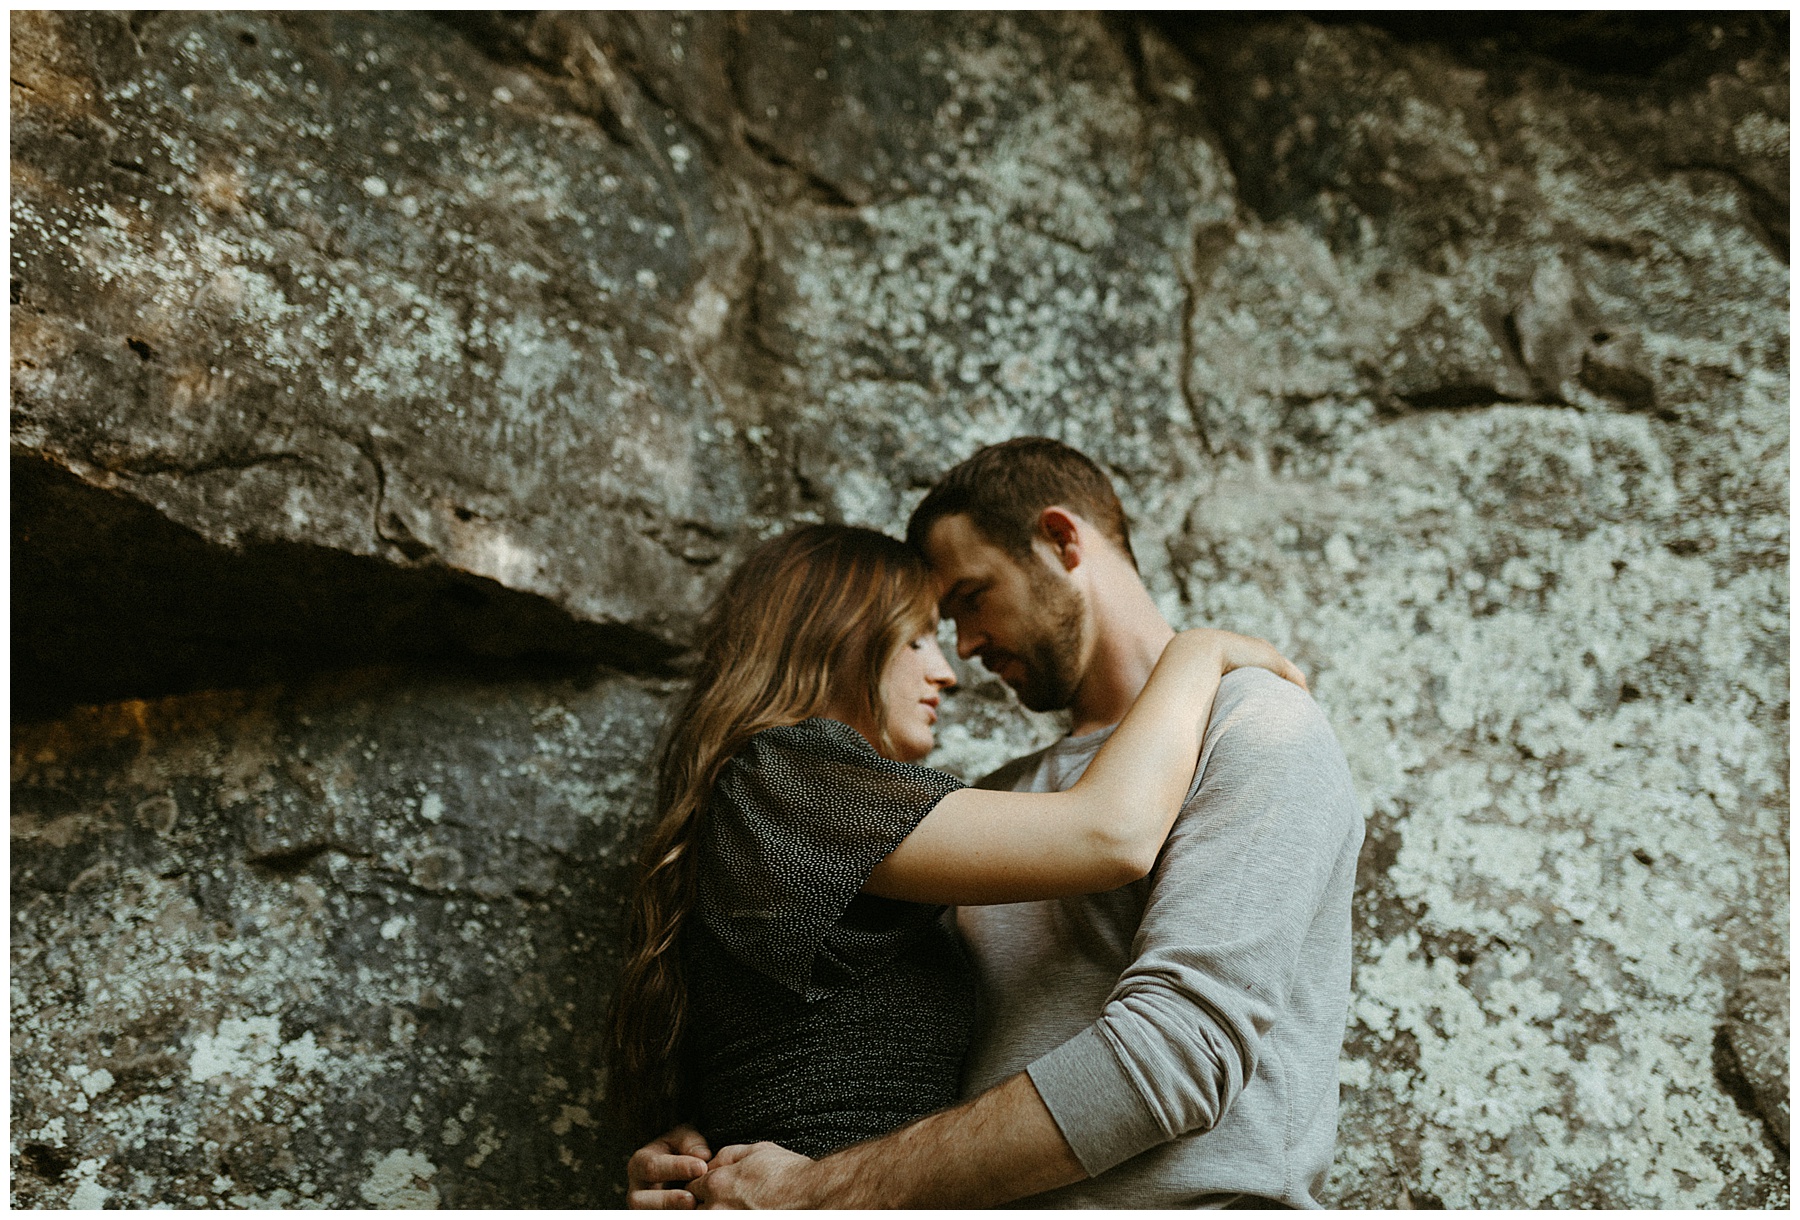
<box><xmin>926</xmin><ymin>644</ymin><xmax>958</xmax><ymax>688</ymax></box>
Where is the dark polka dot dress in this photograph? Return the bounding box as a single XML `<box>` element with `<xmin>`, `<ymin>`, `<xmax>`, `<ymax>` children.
<box><xmin>682</xmin><ymin>717</ymin><xmax>976</xmax><ymax>1158</ymax></box>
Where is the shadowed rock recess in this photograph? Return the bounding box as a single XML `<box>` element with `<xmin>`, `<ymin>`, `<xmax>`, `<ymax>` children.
<box><xmin>11</xmin><ymin>11</ymin><xmax>1788</xmax><ymax>1208</ymax></box>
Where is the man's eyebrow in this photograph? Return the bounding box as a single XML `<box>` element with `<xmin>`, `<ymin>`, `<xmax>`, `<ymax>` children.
<box><xmin>939</xmin><ymin>579</ymin><xmax>982</xmax><ymax>613</ymax></box>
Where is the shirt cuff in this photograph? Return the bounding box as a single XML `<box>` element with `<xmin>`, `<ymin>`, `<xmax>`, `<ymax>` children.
<box><xmin>1025</xmin><ymin>1025</ymin><xmax>1168</xmax><ymax>1177</ymax></box>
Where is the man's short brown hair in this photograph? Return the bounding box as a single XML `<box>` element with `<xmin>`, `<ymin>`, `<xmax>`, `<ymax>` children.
<box><xmin>905</xmin><ymin>436</ymin><xmax>1137</xmax><ymax>569</ymax></box>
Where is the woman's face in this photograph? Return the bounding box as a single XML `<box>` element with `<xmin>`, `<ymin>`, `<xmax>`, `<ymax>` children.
<box><xmin>876</xmin><ymin>625</ymin><xmax>958</xmax><ymax>763</ymax></box>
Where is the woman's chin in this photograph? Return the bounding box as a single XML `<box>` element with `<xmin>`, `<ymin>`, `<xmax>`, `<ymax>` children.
<box><xmin>891</xmin><ymin>731</ymin><xmax>934</xmax><ymax>764</ymax></box>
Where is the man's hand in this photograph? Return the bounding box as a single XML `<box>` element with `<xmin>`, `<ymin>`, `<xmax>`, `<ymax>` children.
<box><xmin>627</xmin><ymin>1124</ymin><xmax>713</xmax><ymax>1209</ymax></box>
<box><xmin>690</xmin><ymin>1142</ymin><xmax>818</xmax><ymax>1209</ymax></box>
<box><xmin>688</xmin><ymin>1072</ymin><xmax>1081</xmax><ymax>1208</ymax></box>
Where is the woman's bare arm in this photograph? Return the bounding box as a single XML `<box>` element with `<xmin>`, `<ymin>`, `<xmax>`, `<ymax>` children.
<box><xmin>863</xmin><ymin>629</ymin><xmax>1304</xmax><ymax>905</ymax></box>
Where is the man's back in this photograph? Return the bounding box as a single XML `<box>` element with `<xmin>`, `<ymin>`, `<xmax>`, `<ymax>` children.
<box><xmin>958</xmin><ymin>667</ymin><xmax>1364</xmax><ymax>1207</ymax></box>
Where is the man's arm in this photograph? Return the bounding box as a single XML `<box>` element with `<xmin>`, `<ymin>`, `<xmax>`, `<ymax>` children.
<box><xmin>1025</xmin><ymin>668</ymin><xmax>1363</xmax><ymax>1177</ymax></box>
<box><xmin>698</xmin><ymin>670</ymin><xmax>1360</xmax><ymax>1209</ymax></box>
<box><xmin>691</xmin><ymin>1071</ymin><xmax>1085</xmax><ymax>1208</ymax></box>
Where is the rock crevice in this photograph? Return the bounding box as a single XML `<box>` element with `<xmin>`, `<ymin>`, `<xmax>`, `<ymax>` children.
<box><xmin>11</xmin><ymin>10</ymin><xmax>1787</xmax><ymax>1209</ymax></box>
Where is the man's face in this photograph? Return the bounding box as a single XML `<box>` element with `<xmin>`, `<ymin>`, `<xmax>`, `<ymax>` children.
<box><xmin>920</xmin><ymin>513</ymin><xmax>1087</xmax><ymax>713</ymax></box>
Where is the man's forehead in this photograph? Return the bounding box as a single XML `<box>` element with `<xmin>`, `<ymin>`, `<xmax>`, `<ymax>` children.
<box><xmin>924</xmin><ymin>516</ymin><xmax>1031</xmax><ymax>609</ymax></box>
<box><xmin>921</xmin><ymin>514</ymin><xmax>996</xmax><ymax>577</ymax></box>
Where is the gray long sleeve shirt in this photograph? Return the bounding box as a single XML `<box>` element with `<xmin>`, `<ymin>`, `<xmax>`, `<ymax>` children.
<box><xmin>957</xmin><ymin>668</ymin><xmax>1364</xmax><ymax>1207</ymax></box>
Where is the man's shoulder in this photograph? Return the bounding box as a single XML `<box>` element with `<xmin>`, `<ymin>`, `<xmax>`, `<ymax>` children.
<box><xmin>1182</xmin><ymin>667</ymin><xmax>1363</xmax><ymax>838</ymax></box>
<box><xmin>1207</xmin><ymin>666</ymin><xmax>1337</xmax><ymax>749</ymax></box>
<box><xmin>973</xmin><ymin>741</ymin><xmax>1059</xmax><ymax>792</ymax></box>
<box><xmin>1216</xmin><ymin>662</ymin><xmax>1317</xmax><ymax>707</ymax></box>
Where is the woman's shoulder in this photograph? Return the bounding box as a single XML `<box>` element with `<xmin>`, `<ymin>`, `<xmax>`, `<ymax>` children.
<box><xmin>745</xmin><ymin>716</ymin><xmax>877</xmax><ymax>760</ymax></box>
<box><xmin>729</xmin><ymin>717</ymin><xmax>964</xmax><ymax>793</ymax></box>
<box><xmin>712</xmin><ymin>716</ymin><xmax>962</xmax><ymax>838</ymax></box>
<box><xmin>694</xmin><ymin>718</ymin><xmax>964</xmax><ymax>999</ymax></box>
<box><xmin>720</xmin><ymin>718</ymin><xmax>872</xmax><ymax>791</ymax></box>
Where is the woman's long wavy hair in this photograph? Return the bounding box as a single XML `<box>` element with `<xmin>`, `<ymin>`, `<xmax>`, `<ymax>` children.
<box><xmin>607</xmin><ymin>523</ymin><xmax>938</xmax><ymax>1141</ymax></box>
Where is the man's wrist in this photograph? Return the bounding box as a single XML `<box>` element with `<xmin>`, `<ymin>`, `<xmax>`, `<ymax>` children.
<box><xmin>802</xmin><ymin>1147</ymin><xmax>878</xmax><ymax>1208</ymax></box>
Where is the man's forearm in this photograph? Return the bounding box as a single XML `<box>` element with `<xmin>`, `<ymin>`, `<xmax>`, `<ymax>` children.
<box><xmin>804</xmin><ymin>1071</ymin><xmax>1086</xmax><ymax>1207</ymax></box>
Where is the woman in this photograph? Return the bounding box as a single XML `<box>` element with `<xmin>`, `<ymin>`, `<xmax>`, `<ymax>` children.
<box><xmin>608</xmin><ymin>524</ymin><xmax>1303</xmax><ymax>1159</ymax></box>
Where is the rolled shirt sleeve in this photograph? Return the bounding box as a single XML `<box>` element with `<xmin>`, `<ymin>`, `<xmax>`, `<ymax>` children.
<box><xmin>1025</xmin><ymin>669</ymin><xmax>1364</xmax><ymax>1176</ymax></box>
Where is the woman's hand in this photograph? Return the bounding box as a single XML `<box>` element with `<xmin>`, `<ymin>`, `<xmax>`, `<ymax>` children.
<box><xmin>627</xmin><ymin>1124</ymin><xmax>713</xmax><ymax>1209</ymax></box>
<box><xmin>1167</xmin><ymin>628</ymin><xmax>1308</xmax><ymax>693</ymax></box>
<box><xmin>863</xmin><ymin>625</ymin><xmax>1310</xmax><ymax>907</ymax></box>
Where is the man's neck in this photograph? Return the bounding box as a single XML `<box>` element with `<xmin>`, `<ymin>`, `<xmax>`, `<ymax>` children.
<box><xmin>1066</xmin><ymin>575</ymin><xmax>1177</xmax><ymax>738</ymax></box>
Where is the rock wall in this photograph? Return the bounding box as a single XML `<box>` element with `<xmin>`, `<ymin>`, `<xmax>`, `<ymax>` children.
<box><xmin>11</xmin><ymin>11</ymin><xmax>1788</xmax><ymax>1208</ymax></box>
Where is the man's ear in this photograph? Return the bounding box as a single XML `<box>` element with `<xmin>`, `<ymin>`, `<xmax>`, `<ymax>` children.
<box><xmin>1037</xmin><ymin>507</ymin><xmax>1083</xmax><ymax>571</ymax></box>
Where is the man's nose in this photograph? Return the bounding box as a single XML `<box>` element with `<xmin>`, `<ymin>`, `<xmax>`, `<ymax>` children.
<box><xmin>953</xmin><ymin>626</ymin><xmax>981</xmax><ymax>660</ymax></box>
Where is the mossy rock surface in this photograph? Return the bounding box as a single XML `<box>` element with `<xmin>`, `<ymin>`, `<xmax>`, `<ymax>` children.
<box><xmin>12</xmin><ymin>11</ymin><xmax>1788</xmax><ymax>1207</ymax></box>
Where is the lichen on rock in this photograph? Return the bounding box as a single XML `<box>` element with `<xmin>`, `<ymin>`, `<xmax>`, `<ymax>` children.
<box><xmin>11</xmin><ymin>10</ymin><xmax>1788</xmax><ymax>1209</ymax></box>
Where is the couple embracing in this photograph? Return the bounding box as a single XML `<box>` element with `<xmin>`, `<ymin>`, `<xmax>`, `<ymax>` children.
<box><xmin>609</xmin><ymin>437</ymin><xmax>1364</xmax><ymax>1208</ymax></box>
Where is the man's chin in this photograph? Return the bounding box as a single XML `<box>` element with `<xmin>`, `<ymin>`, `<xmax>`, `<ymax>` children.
<box><xmin>1011</xmin><ymin>678</ymin><xmax>1062</xmax><ymax>714</ymax></box>
<box><xmin>990</xmin><ymin>660</ymin><xmax>1070</xmax><ymax>713</ymax></box>
<box><xmin>983</xmin><ymin>658</ymin><xmax>1023</xmax><ymax>689</ymax></box>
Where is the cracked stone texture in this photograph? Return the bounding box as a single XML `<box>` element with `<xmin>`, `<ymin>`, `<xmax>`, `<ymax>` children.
<box><xmin>11</xmin><ymin>10</ymin><xmax>1789</xmax><ymax>1209</ymax></box>
<box><xmin>1726</xmin><ymin>973</ymin><xmax>1792</xmax><ymax>1150</ymax></box>
<box><xmin>12</xmin><ymin>668</ymin><xmax>675</xmax><ymax>1208</ymax></box>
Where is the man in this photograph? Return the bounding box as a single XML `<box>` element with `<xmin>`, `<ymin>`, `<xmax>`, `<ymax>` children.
<box><xmin>628</xmin><ymin>437</ymin><xmax>1364</xmax><ymax>1208</ymax></box>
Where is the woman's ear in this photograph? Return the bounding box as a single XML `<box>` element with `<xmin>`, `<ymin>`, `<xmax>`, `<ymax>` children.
<box><xmin>1037</xmin><ymin>506</ymin><xmax>1083</xmax><ymax>571</ymax></box>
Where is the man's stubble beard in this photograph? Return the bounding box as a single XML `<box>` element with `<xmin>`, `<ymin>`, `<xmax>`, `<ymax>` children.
<box><xmin>1012</xmin><ymin>565</ymin><xmax>1087</xmax><ymax>713</ymax></box>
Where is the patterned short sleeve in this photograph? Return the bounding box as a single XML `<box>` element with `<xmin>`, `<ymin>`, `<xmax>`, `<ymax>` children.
<box><xmin>695</xmin><ymin>717</ymin><xmax>966</xmax><ymax>999</ymax></box>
